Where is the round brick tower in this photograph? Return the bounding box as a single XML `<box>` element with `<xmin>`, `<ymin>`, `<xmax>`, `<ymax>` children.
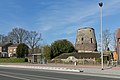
<box><xmin>75</xmin><ymin>27</ymin><xmax>97</xmax><ymax>52</ymax></box>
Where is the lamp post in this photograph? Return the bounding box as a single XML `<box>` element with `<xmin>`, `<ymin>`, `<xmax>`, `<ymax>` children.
<box><xmin>99</xmin><ymin>2</ymin><xmax>103</xmax><ymax>70</ymax></box>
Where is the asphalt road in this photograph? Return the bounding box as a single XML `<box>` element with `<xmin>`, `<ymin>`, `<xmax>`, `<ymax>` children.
<box><xmin>0</xmin><ymin>67</ymin><xmax>119</xmax><ymax>80</ymax></box>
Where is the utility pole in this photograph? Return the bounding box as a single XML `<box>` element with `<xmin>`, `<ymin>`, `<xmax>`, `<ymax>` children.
<box><xmin>99</xmin><ymin>2</ymin><xmax>104</xmax><ymax>70</ymax></box>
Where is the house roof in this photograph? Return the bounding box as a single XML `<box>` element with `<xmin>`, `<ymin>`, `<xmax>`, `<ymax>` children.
<box><xmin>9</xmin><ymin>44</ymin><xmax>19</xmax><ymax>47</ymax></box>
<box><xmin>0</xmin><ymin>43</ymin><xmax>13</xmax><ymax>47</ymax></box>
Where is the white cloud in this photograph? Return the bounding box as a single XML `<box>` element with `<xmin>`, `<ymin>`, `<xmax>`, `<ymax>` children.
<box><xmin>102</xmin><ymin>0</ymin><xmax>120</xmax><ymax>16</ymax></box>
<box><xmin>36</xmin><ymin>3</ymin><xmax>97</xmax><ymax>32</ymax></box>
<box><xmin>36</xmin><ymin>0</ymin><xmax>120</xmax><ymax>37</ymax></box>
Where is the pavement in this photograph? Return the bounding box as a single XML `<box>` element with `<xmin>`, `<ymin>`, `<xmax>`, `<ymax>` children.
<box><xmin>0</xmin><ymin>63</ymin><xmax>120</xmax><ymax>79</ymax></box>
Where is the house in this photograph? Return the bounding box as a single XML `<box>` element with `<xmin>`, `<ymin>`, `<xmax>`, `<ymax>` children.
<box><xmin>0</xmin><ymin>45</ymin><xmax>3</xmax><ymax>57</ymax></box>
<box><xmin>0</xmin><ymin>43</ymin><xmax>13</xmax><ymax>57</ymax></box>
<box><xmin>8</xmin><ymin>44</ymin><xmax>19</xmax><ymax>57</ymax></box>
<box><xmin>0</xmin><ymin>45</ymin><xmax>2</xmax><ymax>52</ymax></box>
<box><xmin>116</xmin><ymin>28</ymin><xmax>120</xmax><ymax>60</ymax></box>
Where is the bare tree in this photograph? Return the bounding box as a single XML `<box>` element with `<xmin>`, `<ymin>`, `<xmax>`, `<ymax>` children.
<box><xmin>26</xmin><ymin>31</ymin><xmax>42</xmax><ymax>54</ymax></box>
<box><xmin>1</xmin><ymin>28</ymin><xmax>42</xmax><ymax>54</ymax></box>
<box><xmin>111</xmin><ymin>32</ymin><xmax>117</xmax><ymax>51</ymax></box>
<box><xmin>102</xmin><ymin>29</ymin><xmax>112</xmax><ymax>51</ymax></box>
<box><xmin>0</xmin><ymin>34</ymin><xmax>10</xmax><ymax>45</ymax></box>
<box><xmin>0</xmin><ymin>34</ymin><xmax>3</xmax><ymax>44</ymax></box>
<box><xmin>97</xmin><ymin>29</ymin><xmax>112</xmax><ymax>51</ymax></box>
<box><xmin>8</xmin><ymin>28</ymin><xmax>29</xmax><ymax>44</ymax></box>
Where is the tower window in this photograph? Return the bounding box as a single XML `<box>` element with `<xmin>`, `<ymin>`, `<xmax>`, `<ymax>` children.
<box><xmin>81</xmin><ymin>37</ymin><xmax>83</xmax><ymax>41</ymax></box>
<box><xmin>91</xmin><ymin>38</ymin><xmax>93</xmax><ymax>43</ymax></box>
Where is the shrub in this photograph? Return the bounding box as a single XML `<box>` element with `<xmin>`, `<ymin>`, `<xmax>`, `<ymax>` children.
<box><xmin>96</xmin><ymin>58</ymin><xmax>101</xmax><ymax>64</ymax></box>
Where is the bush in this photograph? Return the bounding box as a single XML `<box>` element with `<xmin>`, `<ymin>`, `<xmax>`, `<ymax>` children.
<box><xmin>96</xmin><ymin>58</ymin><xmax>101</xmax><ymax>64</ymax></box>
<box><xmin>0</xmin><ymin>58</ymin><xmax>28</xmax><ymax>63</ymax></box>
<box><xmin>51</xmin><ymin>39</ymin><xmax>75</xmax><ymax>59</ymax></box>
<box><xmin>42</xmin><ymin>45</ymin><xmax>51</xmax><ymax>60</ymax></box>
<box><xmin>117</xmin><ymin>60</ymin><xmax>120</xmax><ymax>65</ymax></box>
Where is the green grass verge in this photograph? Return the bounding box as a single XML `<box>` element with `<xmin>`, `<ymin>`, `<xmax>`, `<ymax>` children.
<box><xmin>0</xmin><ymin>58</ymin><xmax>28</xmax><ymax>63</ymax></box>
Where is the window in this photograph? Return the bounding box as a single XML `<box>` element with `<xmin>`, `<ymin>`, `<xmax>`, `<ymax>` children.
<box><xmin>10</xmin><ymin>49</ymin><xmax>12</xmax><ymax>51</ymax></box>
<box><xmin>81</xmin><ymin>37</ymin><xmax>83</xmax><ymax>41</ymax></box>
<box><xmin>91</xmin><ymin>38</ymin><xmax>93</xmax><ymax>43</ymax></box>
<box><xmin>3</xmin><ymin>48</ymin><xmax>5</xmax><ymax>50</ymax></box>
<box><xmin>14</xmin><ymin>49</ymin><xmax>16</xmax><ymax>51</ymax></box>
<box><xmin>119</xmin><ymin>39</ymin><xmax>120</xmax><ymax>42</ymax></box>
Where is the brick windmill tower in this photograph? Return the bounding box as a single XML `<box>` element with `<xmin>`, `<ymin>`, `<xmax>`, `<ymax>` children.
<box><xmin>75</xmin><ymin>27</ymin><xmax>97</xmax><ymax>53</ymax></box>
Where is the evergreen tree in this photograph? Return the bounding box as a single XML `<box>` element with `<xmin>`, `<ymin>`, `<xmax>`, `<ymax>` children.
<box><xmin>16</xmin><ymin>43</ymin><xmax>29</xmax><ymax>58</ymax></box>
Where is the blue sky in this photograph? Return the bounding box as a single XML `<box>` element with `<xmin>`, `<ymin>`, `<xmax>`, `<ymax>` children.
<box><xmin>0</xmin><ymin>0</ymin><xmax>120</xmax><ymax>45</ymax></box>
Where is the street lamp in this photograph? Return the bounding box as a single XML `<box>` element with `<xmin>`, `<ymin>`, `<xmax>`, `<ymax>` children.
<box><xmin>99</xmin><ymin>2</ymin><xmax>104</xmax><ymax>70</ymax></box>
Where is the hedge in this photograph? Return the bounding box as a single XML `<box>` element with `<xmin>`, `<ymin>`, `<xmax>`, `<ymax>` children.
<box><xmin>0</xmin><ymin>58</ymin><xmax>28</xmax><ymax>63</ymax></box>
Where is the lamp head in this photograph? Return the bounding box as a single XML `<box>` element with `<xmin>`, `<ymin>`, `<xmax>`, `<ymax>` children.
<box><xmin>99</xmin><ymin>2</ymin><xmax>103</xmax><ymax>7</ymax></box>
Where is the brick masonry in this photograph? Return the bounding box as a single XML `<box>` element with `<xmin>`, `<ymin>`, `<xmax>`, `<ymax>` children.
<box><xmin>75</xmin><ymin>27</ymin><xmax>97</xmax><ymax>52</ymax></box>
